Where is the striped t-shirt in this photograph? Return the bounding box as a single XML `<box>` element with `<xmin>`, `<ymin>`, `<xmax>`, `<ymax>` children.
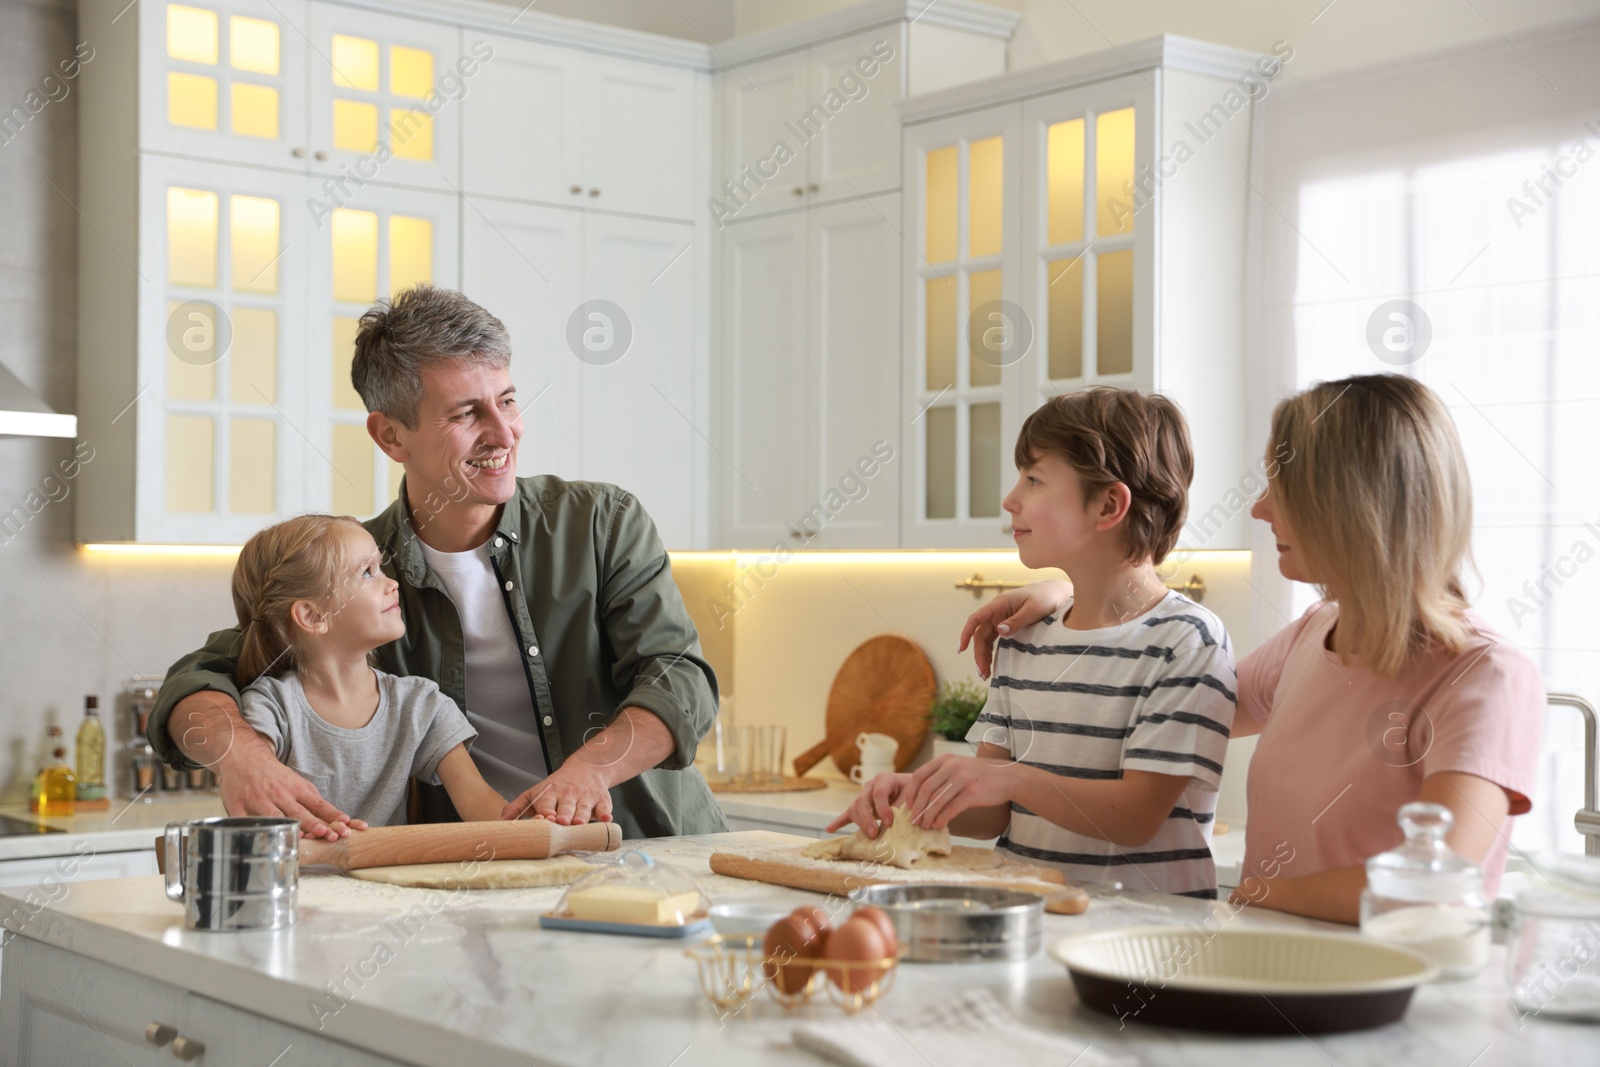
<box><xmin>967</xmin><ymin>591</ymin><xmax>1237</xmax><ymax>898</ymax></box>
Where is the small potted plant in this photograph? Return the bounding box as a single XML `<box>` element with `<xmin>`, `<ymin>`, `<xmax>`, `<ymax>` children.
<box><xmin>928</xmin><ymin>679</ymin><xmax>988</xmax><ymax>758</ymax></box>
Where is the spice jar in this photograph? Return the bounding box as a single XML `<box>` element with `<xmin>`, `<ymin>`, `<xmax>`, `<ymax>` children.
<box><xmin>1360</xmin><ymin>802</ymin><xmax>1490</xmax><ymax>980</ymax></box>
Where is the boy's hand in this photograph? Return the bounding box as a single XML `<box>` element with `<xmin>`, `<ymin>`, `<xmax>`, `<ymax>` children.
<box><xmin>824</xmin><ymin>772</ymin><xmax>915</xmax><ymax>838</ymax></box>
<box><xmin>904</xmin><ymin>754</ymin><xmax>1013</xmax><ymax>831</ymax></box>
<box><xmin>958</xmin><ymin>580</ymin><xmax>1072</xmax><ymax>678</ymax></box>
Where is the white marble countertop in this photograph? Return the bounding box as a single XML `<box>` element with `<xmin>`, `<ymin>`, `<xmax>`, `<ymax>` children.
<box><xmin>714</xmin><ymin>782</ymin><xmax>1249</xmax><ymax>887</ymax></box>
<box><xmin>0</xmin><ymin>830</ymin><xmax>1574</xmax><ymax>1067</ymax></box>
<box><xmin>0</xmin><ymin>795</ymin><xmax>224</xmax><ymax>861</ymax></box>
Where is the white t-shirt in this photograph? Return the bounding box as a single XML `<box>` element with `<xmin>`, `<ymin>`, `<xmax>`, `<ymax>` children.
<box><xmin>968</xmin><ymin>591</ymin><xmax>1237</xmax><ymax>898</ymax></box>
<box><xmin>418</xmin><ymin>539</ymin><xmax>549</xmax><ymax>799</ymax></box>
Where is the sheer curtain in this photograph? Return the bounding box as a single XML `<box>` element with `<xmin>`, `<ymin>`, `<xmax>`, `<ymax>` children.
<box><xmin>1242</xmin><ymin>16</ymin><xmax>1600</xmax><ymax>854</ymax></box>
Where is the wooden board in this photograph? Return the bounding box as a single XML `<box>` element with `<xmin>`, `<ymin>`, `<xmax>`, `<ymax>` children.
<box><xmin>710</xmin><ymin>844</ymin><xmax>1089</xmax><ymax>915</ymax></box>
<box><xmin>794</xmin><ymin>635</ymin><xmax>935</xmax><ymax>778</ymax></box>
<box><xmin>709</xmin><ymin>776</ymin><xmax>828</xmax><ymax>794</ymax></box>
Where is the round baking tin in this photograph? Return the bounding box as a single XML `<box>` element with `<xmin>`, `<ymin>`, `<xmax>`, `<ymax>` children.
<box><xmin>856</xmin><ymin>884</ymin><xmax>1043</xmax><ymax>962</ymax></box>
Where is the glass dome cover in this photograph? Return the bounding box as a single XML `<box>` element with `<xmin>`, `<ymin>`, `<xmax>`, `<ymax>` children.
<box><xmin>552</xmin><ymin>850</ymin><xmax>710</xmax><ymax>926</ymax></box>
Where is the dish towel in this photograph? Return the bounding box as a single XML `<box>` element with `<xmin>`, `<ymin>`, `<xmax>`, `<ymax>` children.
<box><xmin>791</xmin><ymin>989</ymin><xmax>1138</xmax><ymax>1067</ymax></box>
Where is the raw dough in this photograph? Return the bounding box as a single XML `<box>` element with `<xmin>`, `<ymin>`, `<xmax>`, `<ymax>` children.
<box><xmin>801</xmin><ymin>840</ymin><xmax>1005</xmax><ymax>872</ymax></box>
<box><xmin>804</xmin><ymin>806</ymin><xmax>969</xmax><ymax>869</ymax></box>
<box><xmin>351</xmin><ymin>855</ymin><xmax>596</xmax><ymax>889</ymax></box>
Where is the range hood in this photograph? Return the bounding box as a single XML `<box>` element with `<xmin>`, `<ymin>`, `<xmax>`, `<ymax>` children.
<box><xmin>0</xmin><ymin>362</ymin><xmax>76</xmax><ymax>438</ymax></box>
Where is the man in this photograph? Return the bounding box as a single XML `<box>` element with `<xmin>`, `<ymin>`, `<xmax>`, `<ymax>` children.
<box><xmin>149</xmin><ymin>285</ymin><xmax>727</xmax><ymax>842</ymax></box>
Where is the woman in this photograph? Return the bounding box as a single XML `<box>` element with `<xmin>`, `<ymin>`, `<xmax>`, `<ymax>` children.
<box><xmin>955</xmin><ymin>374</ymin><xmax>1544</xmax><ymax>923</ymax></box>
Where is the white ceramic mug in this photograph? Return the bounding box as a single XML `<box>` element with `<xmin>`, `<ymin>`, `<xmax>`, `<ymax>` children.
<box><xmin>856</xmin><ymin>731</ymin><xmax>898</xmax><ymax>756</ymax></box>
<box><xmin>850</xmin><ymin>757</ymin><xmax>896</xmax><ymax>783</ymax></box>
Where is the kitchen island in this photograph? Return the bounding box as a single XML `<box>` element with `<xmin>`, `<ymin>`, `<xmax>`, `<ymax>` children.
<box><xmin>0</xmin><ymin>831</ymin><xmax>1575</xmax><ymax>1066</ymax></box>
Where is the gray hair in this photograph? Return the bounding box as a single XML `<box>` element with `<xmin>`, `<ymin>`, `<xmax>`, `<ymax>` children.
<box><xmin>350</xmin><ymin>284</ymin><xmax>511</xmax><ymax>429</ymax></box>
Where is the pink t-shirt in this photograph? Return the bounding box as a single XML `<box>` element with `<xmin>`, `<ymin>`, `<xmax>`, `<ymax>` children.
<box><xmin>1239</xmin><ymin>601</ymin><xmax>1543</xmax><ymax>897</ymax></box>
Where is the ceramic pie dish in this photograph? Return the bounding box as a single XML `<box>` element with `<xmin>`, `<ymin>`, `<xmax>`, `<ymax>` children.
<box><xmin>1049</xmin><ymin>925</ymin><xmax>1439</xmax><ymax>1034</ymax></box>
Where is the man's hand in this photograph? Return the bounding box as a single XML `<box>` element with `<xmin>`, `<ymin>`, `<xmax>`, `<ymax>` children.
<box><xmin>823</xmin><ymin>772</ymin><xmax>916</xmax><ymax>838</ymax></box>
<box><xmin>902</xmin><ymin>754</ymin><xmax>1013</xmax><ymax>831</ymax></box>
<box><xmin>501</xmin><ymin>759</ymin><xmax>614</xmax><ymax>825</ymax></box>
<box><xmin>172</xmin><ymin>691</ymin><xmax>364</xmax><ymax>841</ymax></box>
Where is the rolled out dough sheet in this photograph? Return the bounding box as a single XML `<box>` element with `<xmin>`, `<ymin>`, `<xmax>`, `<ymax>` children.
<box><xmin>351</xmin><ymin>855</ymin><xmax>596</xmax><ymax>889</ymax></box>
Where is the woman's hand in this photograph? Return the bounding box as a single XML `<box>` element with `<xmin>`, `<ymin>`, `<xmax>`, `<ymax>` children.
<box><xmin>958</xmin><ymin>580</ymin><xmax>1072</xmax><ymax>678</ymax></box>
<box><xmin>824</xmin><ymin>772</ymin><xmax>917</xmax><ymax>838</ymax></box>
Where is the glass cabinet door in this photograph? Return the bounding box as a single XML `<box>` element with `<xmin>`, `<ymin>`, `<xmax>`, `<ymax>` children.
<box><xmin>902</xmin><ymin>106</ymin><xmax>1023</xmax><ymax>546</ymax></box>
<box><xmin>1021</xmin><ymin>75</ymin><xmax>1155</xmax><ymax>405</ymax></box>
<box><xmin>139</xmin><ymin>0</ymin><xmax>309</xmax><ymax>170</ymax></box>
<box><xmin>305</xmin><ymin>184</ymin><xmax>461</xmax><ymax>519</ymax></box>
<box><xmin>138</xmin><ymin>156</ymin><xmax>307</xmax><ymax>543</ymax></box>
<box><xmin>305</xmin><ymin>3</ymin><xmax>463</xmax><ymax>193</ymax></box>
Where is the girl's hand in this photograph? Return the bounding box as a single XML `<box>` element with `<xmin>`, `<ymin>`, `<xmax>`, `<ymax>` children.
<box><xmin>824</xmin><ymin>772</ymin><xmax>916</xmax><ymax>838</ymax></box>
<box><xmin>958</xmin><ymin>580</ymin><xmax>1072</xmax><ymax>678</ymax></box>
<box><xmin>903</xmin><ymin>754</ymin><xmax>1012</xmax><ymax>831</ymax></box>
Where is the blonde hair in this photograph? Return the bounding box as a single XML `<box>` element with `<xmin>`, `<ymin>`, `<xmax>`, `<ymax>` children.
<box><xmin>232</xmin><ymin>514</ymin><xmax>368</xmax><ymax>685</ymax></box>
<box><xmin>1014</xmin><ymin>387</ymin><xmax>1195</xmax><ymax>564</ymax></box>
<box><xmin>1267</xmin><ymin>374</ymin><xmax>1473</xmax><ymax>677</ymax></box>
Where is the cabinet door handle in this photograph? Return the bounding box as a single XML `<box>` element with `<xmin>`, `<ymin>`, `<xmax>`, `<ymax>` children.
<box><xmin>588</xmin><ymin>188</ymin><xmax>600</xmax><ymax>197</ymax></box>
<box><xmin>314</xmin><ymin>150</ymin><xmax>329</xmax><ymax>161</ymax></box>
<box><xmin>145</xmin><ymin>1022</ymin><xmax>177</xmax><ymax>1047</ymax></box>
<box><xmin>290</xmin><ymin>147</ymin><xmax>305</xmax><ymax>159</ymax></box>
<box><xmin>792</xmin><ymin>186</ymin><xmax>804</xmax><ymax>197</ymax></box>
<box><xmin>570</xmin><ymin>184</ymin><xmax>583</xmax><ymax>195</ymax></box>
<box><xmin>808</xmin><ymin>183</ymin><xmax>819</xmax><ymax>193</ymax></box>
<box><xmin>171</xmin><ymin>1035</ymin><xmax>206</xmax><ymax>1061</ymax></box>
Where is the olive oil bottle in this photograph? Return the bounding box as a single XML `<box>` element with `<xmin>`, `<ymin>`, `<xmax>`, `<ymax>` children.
<box><xmin>36</xmin><ymin>726</ymin><xmax>75</xmax><ymax>817</ymax></box>
<box><xmin>75</xmin><ymin>696</ymin><xmax>107</xmax><ymax>802</ymax></box>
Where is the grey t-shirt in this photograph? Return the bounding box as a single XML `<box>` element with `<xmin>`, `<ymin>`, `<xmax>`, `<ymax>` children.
<box><xmin>241</xmin><ymin>670</ymin><xmax>478</xmax><ymax>827</ymax></box>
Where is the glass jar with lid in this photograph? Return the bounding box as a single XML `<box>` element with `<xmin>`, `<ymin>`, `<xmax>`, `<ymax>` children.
<box><xmin>1505</xmin><ymin>852</ymin><xmax>1600</xmax><ymax>1022</ymax></box>
<box><xmin>1359</xmin><ymin>802</ymin><xmax>1490</xmax><ymax>980</ymax></box>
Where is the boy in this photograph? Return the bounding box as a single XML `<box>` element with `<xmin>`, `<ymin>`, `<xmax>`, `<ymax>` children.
<box><xmin>827</xmin><ymin>388</ymin><xmax>1236</xmax><ymax>898</ymax></box>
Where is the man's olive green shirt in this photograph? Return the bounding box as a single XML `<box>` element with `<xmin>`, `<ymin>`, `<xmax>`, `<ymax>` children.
<box><xmin>148</xmin><ymin>476</ymin><xmax>728</xmax><ymax>840</ymax></box>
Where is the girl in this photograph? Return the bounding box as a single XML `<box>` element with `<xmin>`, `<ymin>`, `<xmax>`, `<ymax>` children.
<box><xmin>957</xmin><ymin>375</ymin><xmax>1544</xmax><ymax>924</ymax></box>
<box><xmin>233</xmin><ymin>514</ymin><xmax>506</xmax><ymax>833</ymax></box>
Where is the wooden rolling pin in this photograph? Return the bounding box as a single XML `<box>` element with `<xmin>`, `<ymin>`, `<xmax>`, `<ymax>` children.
<box><xmin>156</xmin><ymin>820</ymin><xmax>622</xmax><ymax>875</ymax></box>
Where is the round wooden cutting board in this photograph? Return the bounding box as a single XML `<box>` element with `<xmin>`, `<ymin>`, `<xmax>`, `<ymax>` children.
<box><xmin>822</xmin><ymin>635</ymin><xmax>936</xmax><ymax>777</ymax></box>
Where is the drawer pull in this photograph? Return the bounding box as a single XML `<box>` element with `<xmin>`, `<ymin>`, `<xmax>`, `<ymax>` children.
<box><xmin>172</xmin><ymin>1035</ymin><xmax>206</xmax><ymax>1061</ymax></box>
<box><xmin>145</xmin><ymin>1022</ymin><xmax>177</xmax><ymax>1047</ymax></box>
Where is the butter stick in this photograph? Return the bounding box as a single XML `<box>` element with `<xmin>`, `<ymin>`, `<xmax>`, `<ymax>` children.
<box><xmin>564</xmin><ymin>885</ymin><xmax>700</xmax><ymax>925</ymax></box>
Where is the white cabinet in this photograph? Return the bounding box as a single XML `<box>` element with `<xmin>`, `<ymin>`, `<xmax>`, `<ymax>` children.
<box><xmin>135</xmin><ymin>0</ymin><xmax>467</xmax><ymax>190</ymax></box>
<box><xmin>900</xmin><ymin>105</ymin><xmax>1023</xmax><ymax>548</ymax></box>
<box><xmin>81</xmin><ymin>150</ymin><xmax>458</xmax><ymax>543</ymax></box>
<box><xmin>304</xmin><ymin>3</ymin><xmax>463</xmax><ymax>192</ymax></box>
<box><xmin>138</xmin><ymin>0</ymin><xmax>311</xmax><ymax>171</ymax></box>
<box><xmin>461</xmin><ymin>204</ymin><xmax>702</xmax><ymax>549</ymax></box>
<box><xmin>714</xmin><ymin>28</ymin><xmax>904</xmax><ymax>221</ymax></box>
<box><xmin>715</xmin><ymin>195</ymin><xmax>902</xmax><ymax>549</ymax></box>
<box><xmin>0</xmin><ymin>849</ymin><xmax>157</xmax><ymax>889</ymax></box>
<box><xmin>462</xmin><ymin>35</ymin><xmax>701</xmax><ymax>220</ymax></box>
<box><xmin>898</xmin><ymin>42</ymin><xmax>1258</xmax><ymax>550</ymax></box>
<box><xmin>1</xmin><ymin>938</ymin><xmax>404</xmax><ymax>1066</ymax></box>
<box><xmin>718</xmin><ymin>211</ymin><xmax>809</xmax><ymax>545</ymax></box>
<box><xmin>304</xmin><ymin>181</ymin><xmax>461</xmax><ymax>520</ymax></box>
<box><xmin>461</xmin><ymin>198</ymin><xmax>584</xmax><ymax>483</ymax></box>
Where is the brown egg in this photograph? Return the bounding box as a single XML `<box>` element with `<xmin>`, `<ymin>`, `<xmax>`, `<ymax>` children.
<box><xmin>763</xmin><ymin>914</ymin><xmax>822</xmax><ymax>994</ymax></box>
<box><xmin>850</xmin><ymin>905</ymin><xmax>899</xmax><ymax>953</ymax></box>
<box><xmin>823</xmin><ymin>917</ymin><xmax>889</xmax><ymax>993</ymax></box>
<box><xmin>788</xmin><ymin>904</ymin><xmax>833</xmax><ymax>938</ymax></box>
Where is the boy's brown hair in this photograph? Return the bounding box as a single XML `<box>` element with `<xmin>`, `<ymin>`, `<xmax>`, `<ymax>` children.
<box><xmin>1013</xmin><ymin>387</ymin><xmax>1194</xmax><ymax>564</ymax></box>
